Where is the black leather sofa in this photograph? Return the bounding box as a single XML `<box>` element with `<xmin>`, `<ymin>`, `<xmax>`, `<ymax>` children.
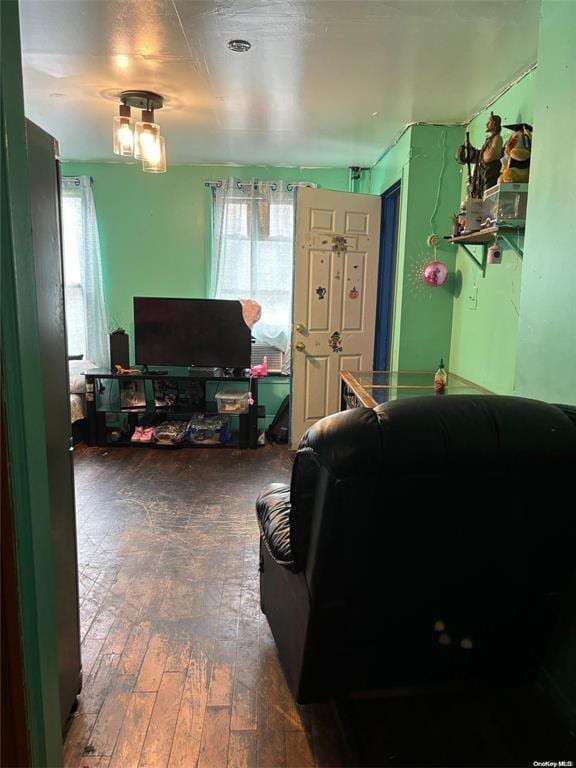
<box><xmin>256</xmin><ymin>396</ymin><xmax>576</xmax><ymax>703</ymax></box>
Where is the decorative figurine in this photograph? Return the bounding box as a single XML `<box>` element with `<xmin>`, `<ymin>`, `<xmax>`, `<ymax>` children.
<box><xmin>456</xmin><ymin>112</ymin><xmax>503</xmax><ymax>198</ymax></box>
<box><xmin>250</xmin><ymin>355</ymin><xmax>268</xmax><ymax>378</ymax></box>
<box><xmin>498</xmin><ymin>122</ymin><xmax>532</xmax><ymax>183</ymax></box>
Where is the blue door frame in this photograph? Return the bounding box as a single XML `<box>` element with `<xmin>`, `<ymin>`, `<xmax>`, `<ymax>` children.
<box><xmin>374</xmin><ymin>181</ymin><xmax>400</xmax><ymax>370</ymax></box>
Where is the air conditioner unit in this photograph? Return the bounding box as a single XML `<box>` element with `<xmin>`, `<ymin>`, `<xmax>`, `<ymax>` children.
<box><xmin>251</xmin><ymin>344</ymin><xmax>284</xmax><ymax>374</ymax></box>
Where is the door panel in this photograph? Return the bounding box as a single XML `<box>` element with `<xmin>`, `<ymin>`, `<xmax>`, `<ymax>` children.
<box><xmin>304</xmin><ymin>356</ymin><xmax>330</xmax><ymax>421</ymax></box>
<box><xmin>345</xmin><ymin>211</ymin><xmax>370</xmax><ymax>234</ymax></box>
<box><xmin>310</xmin><ymin>208</ymin><xmax>335</xmax><ymax>231</ymax></box>
<box><xmin>308</xmin><ymin>251</ymin><xmax>331</xmax><ymax>330</ymax></box>
<box><xmin>291</xmin><ymin>188</ymin><xmax>381</xmax><ymax>448</ymax></box>
<box><xmin>342</xmin><ymin>251</ymin><xmax>365</xmax><ymax>330</ymax></box>
<box><xmin>339</xmin><ymin>355</ymin><xmax>362</xmax><ymax>371</ymax></box>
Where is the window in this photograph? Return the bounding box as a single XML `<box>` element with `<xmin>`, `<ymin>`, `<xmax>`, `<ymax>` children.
<box><xmin>61</xmin><ymin>195</ymin><xmax>86</xmax><ymax>357</ymax></box>
<box><xmin>211</xmin><ymin>181</ymin><xmax>295</xmax><ymax>341</ymax></box>
<box><xmin>60</xmin><ymin>176</ymin><xmax>108</xmax><ymax>368</ymax></box>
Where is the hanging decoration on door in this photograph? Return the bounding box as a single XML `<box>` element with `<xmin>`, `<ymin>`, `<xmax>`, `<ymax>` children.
<box><xmin>349</xmin><ymin>286</ymin><xmax>359</xmax><ymax>299</ymax></box>
<box><xmin>332</xmin><ymin>235</ymin><xmax>348</xmax><ymax>253</ymax></box>
<box><xmin>316</xmin><ymin>286</ymin><xmax>327</xmax><ymax>300</ymax></box>
<box><xmin>329</xmin><ymin>331</ymin><xmax>343</xmax><ymax>353</ymax></box>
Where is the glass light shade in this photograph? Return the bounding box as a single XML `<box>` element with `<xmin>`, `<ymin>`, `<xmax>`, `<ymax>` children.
<box><xmin>142</xmin><ymin>135</ymin><xmax>166</xmax><ymax>173</ymax></box>
<box><xmin>113</xmin><ymin>115</ymin><xmax>135</xmax><ymax>156</ymax></box>
<box><xmin>134</xmin><ymin>121</ymin><xmax>160</xmax><ymax>161</ymax></box>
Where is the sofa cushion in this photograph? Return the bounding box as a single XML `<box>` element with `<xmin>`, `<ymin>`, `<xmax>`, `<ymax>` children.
<box><xmin>256</xmin><ymin>483</ymin><xmax>293</xmax><ymax>565</ymax></box>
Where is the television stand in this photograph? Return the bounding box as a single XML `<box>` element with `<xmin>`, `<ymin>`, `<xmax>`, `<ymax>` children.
<box><xmin>83</xmin><ymin>368</ymin><xmax>260</xmax><ymax>449</ymax></box>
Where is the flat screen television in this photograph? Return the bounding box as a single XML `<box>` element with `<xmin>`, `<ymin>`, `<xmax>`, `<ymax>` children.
<box><xmin>134</xmin><ymin>297</ymin><xmax>252</xmax><ymax>368</ymax></box>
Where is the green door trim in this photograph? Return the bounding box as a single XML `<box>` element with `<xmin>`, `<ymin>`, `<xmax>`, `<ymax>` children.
<box><xmin>1</xmin><ymin>1</ymin><xmax>63</xmax><ymax>764</ymax></box>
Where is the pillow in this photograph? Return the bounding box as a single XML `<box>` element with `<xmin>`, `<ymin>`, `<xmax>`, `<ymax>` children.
<box><xmin>69</xmin><ymin>359</ymin><xmax>97</xmax><ymax>394</ymax></box>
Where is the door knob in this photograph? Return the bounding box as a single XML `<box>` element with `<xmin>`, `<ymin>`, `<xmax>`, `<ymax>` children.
<box><xmin>295</xmin><ymin>323</ymin><xmax>307</xmax><ymax>334</ymax></box>
<box><xmin>295</xmin><ymin>341</ymin><xmax>306</xmax><ymax>352</ymax></box>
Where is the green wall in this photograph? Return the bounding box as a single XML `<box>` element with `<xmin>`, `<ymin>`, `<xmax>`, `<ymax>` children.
<box><xmin>514</xmin><ymin>0</ymin><xmax>576</xmax><ymax>724</ymax></box>
<box><xmin>370</xmin><ymin>125</ymin><xmax>462</xmax><ymax>372</ymax></box>
<box><xmin>62</xmin><ymin>163</ymin><xmax>349</xmax><ymax>333</ymax></box>
<box><xmin>449</xmin><ymin>72</ymin><xmax>535</xmax><ymax>393</ymax></box>
<box><xmin>62</xmin><ymin>162</ymin><xmax>349</xmax><ymax>422</ymax></box>
<box><xmin>515</xmin><ymin>0</ymin><xmax>576</xmax><ymax>403</ymax></box>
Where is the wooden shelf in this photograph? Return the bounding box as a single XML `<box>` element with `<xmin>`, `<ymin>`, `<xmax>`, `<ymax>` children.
<box><xmin>444</xmin><ymin>225</ymin><xmax>525</xmax><ymax>276</ymax></box>
<box><xmin>445</xmin><ymin>225</ymin><xmax>524</xmax><ymax>246</ymax></box>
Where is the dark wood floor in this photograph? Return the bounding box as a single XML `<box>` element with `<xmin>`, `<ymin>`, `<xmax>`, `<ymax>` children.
<box><xmin>67</xmin><ymin>443</ymin><xmax>575</xmax><ymax>768</ymax></box>
<box><xmin>66</xmin><ymin>443</ymin><xmax>345</xmax><ymax>768</ymax></box>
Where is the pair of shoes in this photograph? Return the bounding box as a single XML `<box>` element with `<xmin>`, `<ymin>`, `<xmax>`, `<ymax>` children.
<box><xmin>131</xmin><ymin>426</ymin><xmax>154</xmax><ymax>442</ymax></box>
<box><xmin>139</xmin><ymin>427</ymin><xmax>155</xmax><ymax>443</ymax></box>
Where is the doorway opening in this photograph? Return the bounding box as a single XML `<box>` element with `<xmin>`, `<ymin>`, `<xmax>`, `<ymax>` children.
<box><xmin>374</xmin><ymin>181</ymin><xmax>400</xmax><ymax>370</ymax></box>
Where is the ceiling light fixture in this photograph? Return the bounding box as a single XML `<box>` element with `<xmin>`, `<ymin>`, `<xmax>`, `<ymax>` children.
<box><xmin>113</xmin><ymin>90</ymin><xmax>167</xmax><ymax>173</ymax></box>
<box><xmin>142</xmin><ymin>135</ymin><xmax>167</xmax><ymax>174</ymax></box>
<box><xmin>227</xmin><ymin>39</ymin><xmax>251</xmax><ymax>52</ymax></box>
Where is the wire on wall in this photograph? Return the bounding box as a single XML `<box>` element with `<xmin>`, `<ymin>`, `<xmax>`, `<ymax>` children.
<box><xmin>429</xmin><ymin>128</ymin><xmax>448</xmax><ymax>234</ymax></box>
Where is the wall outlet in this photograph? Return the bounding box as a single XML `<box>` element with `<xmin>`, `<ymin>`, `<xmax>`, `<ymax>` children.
<box><xmin>467</xmin><ymin>285</ymin><xmax>478</xmax><ymax>310</ymax></box>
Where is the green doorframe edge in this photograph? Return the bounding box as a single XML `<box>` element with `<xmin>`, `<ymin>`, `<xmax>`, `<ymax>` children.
<box><xmin>1</xmin><ymin>1</ymin><xmax>64</xmax><ymax>765</ymax></box>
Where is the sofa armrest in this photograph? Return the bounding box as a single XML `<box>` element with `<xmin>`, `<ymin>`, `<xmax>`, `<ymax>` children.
<box><xmin>256</xmin><ymin>483</ymin><xmax>293</xmax><ymax>567</ymax></box>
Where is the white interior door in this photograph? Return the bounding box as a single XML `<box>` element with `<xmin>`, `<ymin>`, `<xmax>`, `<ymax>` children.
<box><xmin>290</xmin><ymin>187</ymin><xmax>381</xmax><ymax>448</ymax></box>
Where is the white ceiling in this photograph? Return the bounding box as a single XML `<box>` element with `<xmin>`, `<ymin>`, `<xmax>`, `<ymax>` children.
<box><xmin>19</xmin><ymin>0</ymin><xmax>539</xmax><ymax>167</ymax></box>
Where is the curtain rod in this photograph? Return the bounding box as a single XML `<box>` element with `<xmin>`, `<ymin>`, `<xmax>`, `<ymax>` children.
<box><xmin>204</xmin><ymin>179</ymin><xmax>317</xmax><ymax>191</ymax></box>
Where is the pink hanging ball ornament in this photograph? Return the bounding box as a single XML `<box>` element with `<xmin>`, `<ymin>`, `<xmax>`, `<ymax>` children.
<box><xmin>422</xmin><ymin>260</ymin><xmax>448</xmax><ymax>287</ymax></box>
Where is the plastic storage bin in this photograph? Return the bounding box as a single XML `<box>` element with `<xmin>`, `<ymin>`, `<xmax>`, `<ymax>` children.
<box><xmin>483</xmin><ymin>183</ymin><xmax>528</xmax><ymax>225</ymax></box>
<box><xmin>215</xmin><ymin>390</ymin><xmax>250</xmax><ymax>414</ymax></box>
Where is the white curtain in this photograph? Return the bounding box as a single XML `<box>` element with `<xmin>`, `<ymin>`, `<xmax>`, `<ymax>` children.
<box><xmin>61</xmin><ymin>176</ymin><xmax>108</xmax><ymax>368</ymax></box>
<box><xmin>211</xmin><ymin>178</ymin><xmax>299</xmax><ymax>370</ymax></box>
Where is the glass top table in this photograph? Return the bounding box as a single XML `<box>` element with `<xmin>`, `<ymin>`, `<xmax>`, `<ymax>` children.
<box><xmin>340</xmin><ymin>370</ymin><xmax>492</xmax><ymax>409</ymax></box>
